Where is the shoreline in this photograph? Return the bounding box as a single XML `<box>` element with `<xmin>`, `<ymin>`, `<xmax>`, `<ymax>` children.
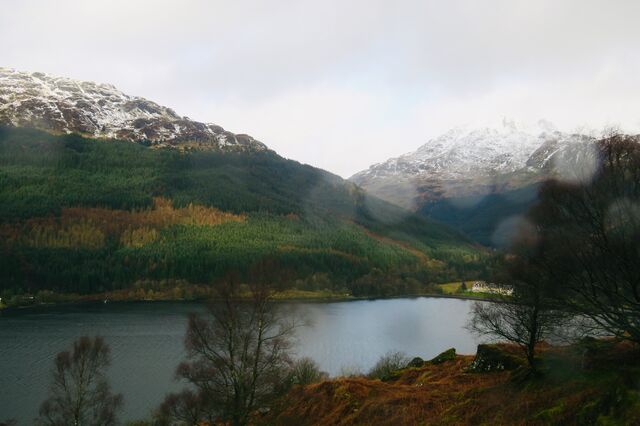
<box><xmin>0</xmin><ymin>291</ymin><xmax>493</xmax><ymax>315</ymax></box>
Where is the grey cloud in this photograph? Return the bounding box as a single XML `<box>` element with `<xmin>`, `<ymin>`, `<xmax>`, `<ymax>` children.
<box><xmin>2</xmin><ymin>0</ymin><xmax>640</xmax><ymax>177</ymax></box>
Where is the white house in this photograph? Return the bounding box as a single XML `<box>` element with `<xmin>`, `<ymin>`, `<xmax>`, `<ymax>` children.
<box><xmin>471</xmin><ymin>281</ymin><xmax>513</xmax><ymax>296</ymax></box>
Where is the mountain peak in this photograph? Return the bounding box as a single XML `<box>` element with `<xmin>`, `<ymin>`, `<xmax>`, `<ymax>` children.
<box><xmin>356</xmin><ymin>121</ymin><xmax>557</xmax><ymax>182</ymax></box>
<box><xmin>0</xmin><ymin>67</ymin><xmax>268</xmax><ymax>152</ymax></box>
<box><xmin>350</xmin><ymin>122</ymin><xmax>593</xmax><ymax>208</ymax></box>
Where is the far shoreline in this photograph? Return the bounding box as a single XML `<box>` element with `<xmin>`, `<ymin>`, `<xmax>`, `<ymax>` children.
<box><xmin>0</xmin><ymin>291</ymin><xmax>494</xmax><ymax>315</ymax></box>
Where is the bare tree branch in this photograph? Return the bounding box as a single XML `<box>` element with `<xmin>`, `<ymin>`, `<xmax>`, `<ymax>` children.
<box><xmin>157</xmin><ymin>276</ymin><xmax>300</xmax><ymax>426</ymax></box>
<box><xmin>36</xmin><ymin>336</ymin><xmax>122</xmax><ymax>426</ymax></box>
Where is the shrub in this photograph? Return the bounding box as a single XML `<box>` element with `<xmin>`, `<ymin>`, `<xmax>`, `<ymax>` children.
<box><xmin>367</xmin><ymin>351</ymin><xmax>409</xmax><ymax>381</ymax></box>
<box><xmin>289</xmin><ymin>357</ymin><xmax>327</xmax><ymax>386</ymax></box>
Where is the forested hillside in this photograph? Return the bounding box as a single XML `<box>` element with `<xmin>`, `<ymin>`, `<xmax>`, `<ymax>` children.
<box><xmin>0</xmin><ymin>127</ymin><xmax>487</xmax><ymax>302</ymax></box>
<box><xmin>420</xmin><ymin>184</ymin><xmax>540</xmax><ymax>247</ymax></box>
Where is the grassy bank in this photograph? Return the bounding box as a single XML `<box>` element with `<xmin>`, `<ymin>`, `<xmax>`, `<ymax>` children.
<box><xmin>436</xmin><ymin>281</ymin><xmax>505</xmax><ymax>301</ymax></box>
<box><xmin>267</xmin><ymin>340</ymin><xmax>640</xmax><ymax>425</ymax></box>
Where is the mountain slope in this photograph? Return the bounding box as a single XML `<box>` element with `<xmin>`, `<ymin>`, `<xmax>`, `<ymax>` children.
<box><xmin>420</xmin><ymin>184</ymin><xmax>540</xmax><ymax>246</ymax></box>
<box><xmin>351</xmin><ymin>121</ymin><xmax>597</xmax><ymax>245</ymax></box>
<box><xmin>0</xmin><ymin>127</ymin><xmax>486</xmax><ymax>300</ymax></box>
<box><xmin>0</xmin><ymin>67</ymin><xmax>266</xmax><ymax>151</ymax></box>
<box><xmin>0</xmin><ymin>70</ymin><xmax>487</xmax><ymax>302</ymax></box>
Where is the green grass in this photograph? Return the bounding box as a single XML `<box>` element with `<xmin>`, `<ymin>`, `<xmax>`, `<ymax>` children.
<box><xmin>435</xmin><ymin>282</ymin><xmax>506</xmax><ymax>301</ymax></box>
<box><xmin>438</xmin><ymin>282</ymin><xmax>465</xmax><ymax>294</ymax></box>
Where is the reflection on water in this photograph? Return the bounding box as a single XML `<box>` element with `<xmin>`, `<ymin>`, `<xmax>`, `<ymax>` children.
<box><xmin>0</xmin><ymin>297</ymin><xmax>479</xmax><ymax>423</ymax></box>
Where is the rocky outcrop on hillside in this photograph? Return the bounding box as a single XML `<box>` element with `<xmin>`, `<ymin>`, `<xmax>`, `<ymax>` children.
<box><xmin>0</xmin><ymin>67</ymin><xmax>267</xmax><ymax>152</ymax></box>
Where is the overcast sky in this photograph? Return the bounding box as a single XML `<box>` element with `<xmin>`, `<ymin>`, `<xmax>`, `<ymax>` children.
<box><xmin>2</xmin><ymin>0</ymin><xmax>640</xmax><ymax>177</ymax></box>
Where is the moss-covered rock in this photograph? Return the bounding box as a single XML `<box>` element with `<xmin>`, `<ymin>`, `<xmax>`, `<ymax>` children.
<box><xmin>406</xmin><ymin>357</ymin><xmax>425</xmax><ymax>368</ymax></box>
<box><xmin>429</xmin><ymin>348</ymin><xmax>456</xmax><ymax>365</ymax></box>
<box><xmin>467</xmin><ymin>344</ymin><xmax>522</xmax><ymax>372</ymax></box>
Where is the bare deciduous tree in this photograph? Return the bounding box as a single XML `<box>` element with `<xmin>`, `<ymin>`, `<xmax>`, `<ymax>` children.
<box><xmin>531</xmin><ymin>135</ymin><xmax>640</xmax><ymax>343</ymax></box>
<box><xmin>157</xmin><ymin>390</ymin><xmax>204</xmax><ymax>425</ymax></box>
<box><xmin>469</xmin><ymin>298</ymin><xmax>558</xmax><ymax>373</ymax></box>
<box><xmin>468</xmin><ymin>230</ymin><xmax>563</xmax><ymax>372</ymax></box>
<box><xmin>36</xmin><ymin>336</ymin><xmax>122</xmax><ymax>426</ymax></box>
<box><xmin>470</xmin><ymin>134</ymin><xmax>640</xmax><ymax>372</ymax></box>
<box><xmin>157</xmin><ymin>279</ymin><xmax>297</xmax><ymax>426</ymax></box>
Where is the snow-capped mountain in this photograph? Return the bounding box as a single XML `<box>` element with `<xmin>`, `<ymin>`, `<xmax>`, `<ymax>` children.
<box><xmin>350</xmin><ymin>120</ymin><xmax>595</xmax><ymax>208</ymax></box>
<box><xmin>0</xmin><ymin>67</ymin><xmax>267</xmax><ymax>151</ymax></box>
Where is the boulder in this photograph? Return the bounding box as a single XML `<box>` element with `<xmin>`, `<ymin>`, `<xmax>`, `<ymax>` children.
<box><xmin>429</xmin><ymin>348</ymin><xmax>456</xmax><ymax>365</ymax></box>
<box><xmin>467</xmin><ymin>344</ymin><xmax>522</xmax><ymax>372</ymax></box>
<box><xmin>406</xmin><ymin>357</ymin><xmax>425</xmax><ymax>368</ymax></box>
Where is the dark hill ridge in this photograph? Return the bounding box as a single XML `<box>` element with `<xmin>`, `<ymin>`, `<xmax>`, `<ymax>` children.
<box><xmin>420</xmin><ymin>184</ymin><xmax>540</xmax><ymax>247</ymax></box>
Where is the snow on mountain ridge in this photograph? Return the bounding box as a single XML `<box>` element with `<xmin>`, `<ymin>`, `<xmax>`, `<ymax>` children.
<box><xmin>352</xmin><ymin>120</ymin><xmax>577</xmax><ymax>182</ymax></box>
<box><xmin>349</xmin><ymin>120</ymin><xmax>598</xmax><ymax>208</ymax></box>
<box><xmin>0</xmin><ymin>67</ymin><xmax>267</xmax><ymax>151</ymax></box>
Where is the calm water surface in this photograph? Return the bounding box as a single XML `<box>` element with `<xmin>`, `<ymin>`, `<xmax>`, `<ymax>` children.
<box><xmin>0</xmin><ymin>297</ymin><xmax>480</xmax><ymax>423</ymax></box>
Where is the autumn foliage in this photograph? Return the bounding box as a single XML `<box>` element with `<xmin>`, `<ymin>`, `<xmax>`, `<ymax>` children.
<box><xmin>0</xmin><ymin>197</ymin><xmax>244</xmax><ymax>249</ymax></box>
